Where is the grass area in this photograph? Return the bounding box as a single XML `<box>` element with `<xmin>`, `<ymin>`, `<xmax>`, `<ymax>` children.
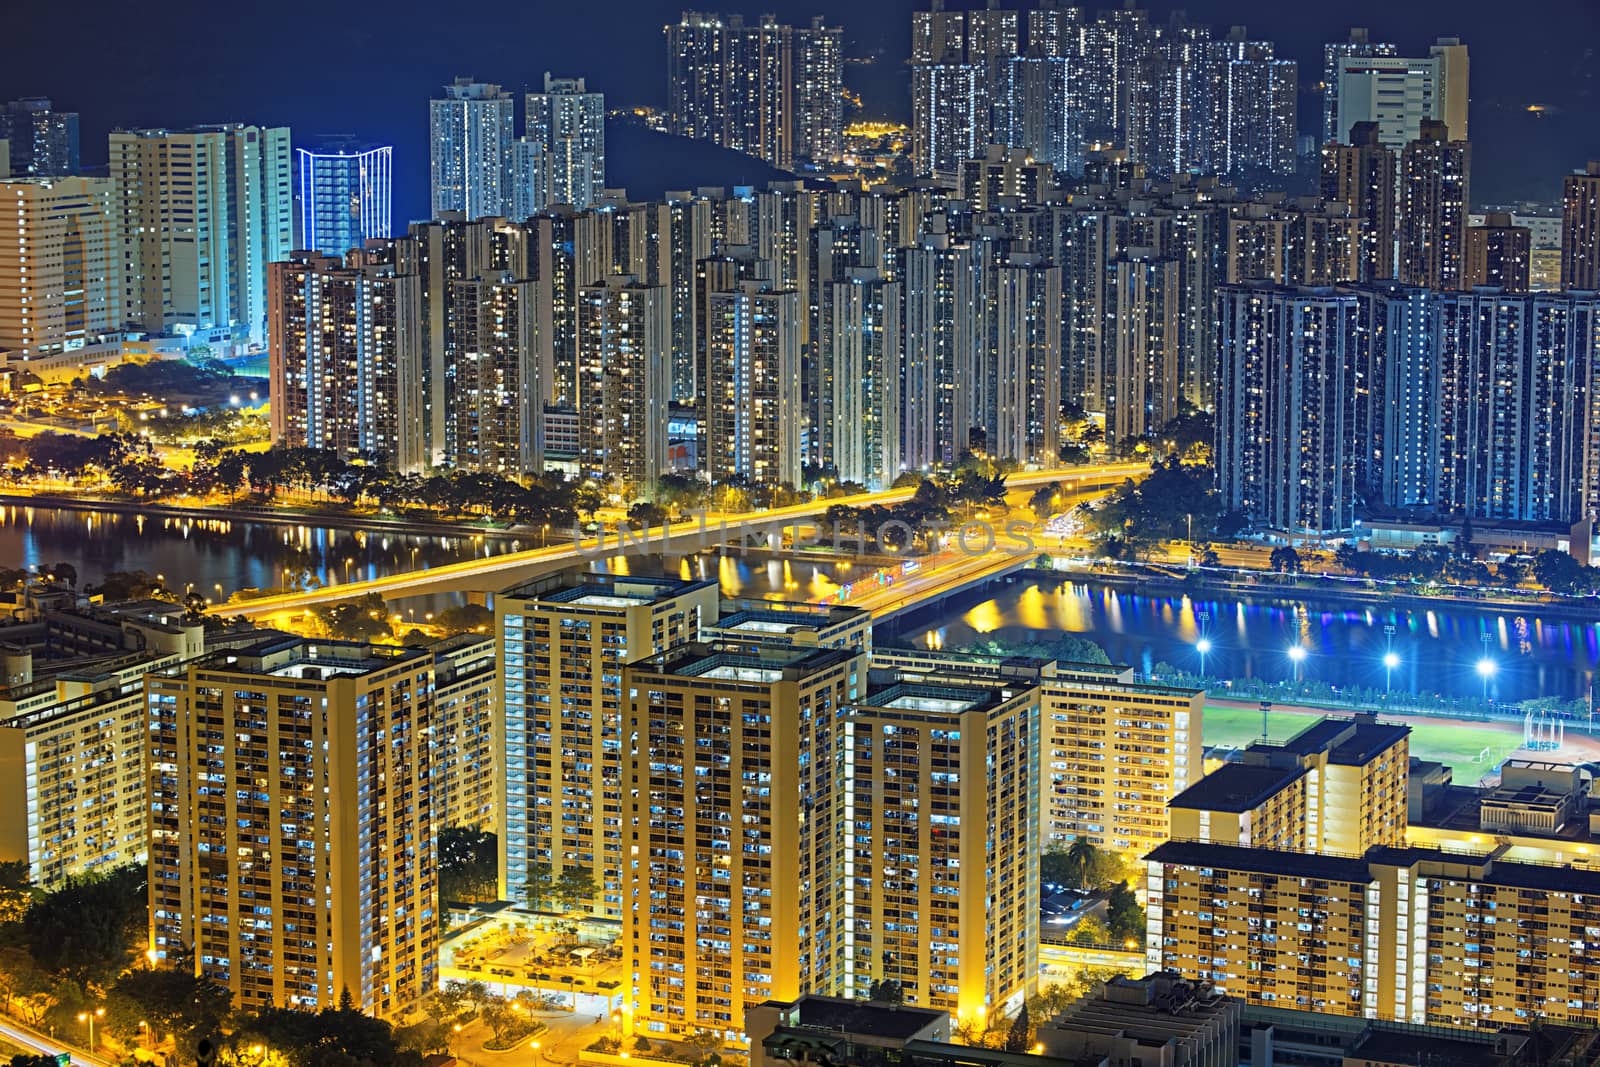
<box><xmin>1203</xmin><ymin>703</ymin><xmax>1523</xmax><ymax>780</ymax></box>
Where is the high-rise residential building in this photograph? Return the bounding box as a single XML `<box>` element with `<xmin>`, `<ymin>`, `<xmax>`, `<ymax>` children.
<box><xmin>1562</xmin><ymin>161</ymin><xmax>1600</xmax><ymax>290</ymax></box>
<box><xmin>509</xmin><ymin>138</ymin><xmax>549</xmax><ymax>220</ymax></box>
<box><xmin>1397</xmin><ymin>120</ymin><xmax>1471</xmax><ymax>290</ymax></box>
<box><xmin>1216</xmin><ymin>30</ymin><xmax>1297</xmax><ymax>179</ymax></box>
<box><xmin>621</xmin><ymin>641</ymin><xmax>866</xmax><ymax>1042</ymax></box>
<box><xmin>294</xmin><ymin>141</ymin><xmax>393</xmax><ymax>256</ymax></box>
<box><xmin>1214</xmin><ymin>282</ymin><xmax>1600</xmax><ymax>529</ymax></box>
<box><xmin>824</xmin><ymin>268</ymin><xmax>901</xmax><ymax>489</ymax></box>
<box><xmin>109</xmin><ymin>124</ymin><xmax>293</xmax><ymax>347</ymax></box>
<box><xmin>966</xmin><ymin>0</ymin><xmax>1020</xmax><ymax>70</ymax></box>
<box><xmin>1334</xmin><ymin>39</ymin><xmax>1469</xmax><ymax>151</ymax></box>
<box><xmin>1102</xmin><ymin>253</ymin><xmax>1179</xmax><ymax>444</ymax></box>
<box><xmin>1320</xmin><ymin>122</ymin><xmax>1397</xmax><ymax>280</ymax></box>
<box><xmin>912</xmin><ymin>0</ymin><xmax>966</xmax><ymax>63</ymax></box>
<box><xmin>666</xmin><ymin>12</ymin><xmax>843</xmax><ymax>168</ymax></box>
<box><xmin>989</xmin><ymin>253</ymin><xmax>1061</xmax><ymax>464</ymax></box>
<box><xmin>1127</xmin><ymin>16</ymin><xmax>1219</xmax><ymax>178</ymax></box>
<box><xmin>869</xmin><ymin>648</ymin><xmax>1203</xmax><ymax>862</ymax></box>
<box><xmin>429</xmin><ymin>78</ymin><xmax>515</xmax><ymax>221</ymax></box>
<box><xmin>1464</xmin><ymin>212</ymin><xmax>1531</xmax><ymax>291</ymax></box>
<box><xmin>956</xmin><ymin>145</ymin><xmax>1053</xmax><ymax>212</ymax></box>
<box><xmin>831</xmin><ymin>675</ymin><xmax>1038</xmax><ymax>1021</ymax></box>
<box><xmin>1079</xmin><ymin>4</ymin><xmax>1151</xmax><ymax>144</ymax></box>
<box><xmin>793</xmin><ymin>18</ymin><xmax>844</xmax><ymax>163</ymax></box>
<box><xmin>911</xmin><ymin>63</ymin><xmax>989</xmax><ymax>179</ymax></box>
<box><xmin>902</xmin><ymin>227</ymin><xmax>980</xmax><ymax>469</ymax></box>
<box><xmin>1169</xmin><ymin>715</ymin><xmax>1410</xmax><ymax>855</ymax></box>
<box><xmin>1321</xmin><ymin>29</ymin><xmax>1397</xmax><ymax>145</ymax></box>
<box><xmin>1216</xmin><ymin>282</ymin><xmax>1360</xmax><ymax>538</ymax></box>
<box><xmin>526</xmin><ymin>74</ymin><xmax>606</xmax><ymax>210</ymax></box>
<box><xmin>0</xmin><ymin>177</ymin><xmax>122</xmax><ymax>373</ymax></box>
<box><xmin>0</xmin><ymin>97</ymin><xmax>79</xmax><ymax>177</ymax></box>
<box><xmin>1025</xmin><ymin>1</ymin><xmax>1083</xmax><ymax>63</ymax></box>
<box><xmin>577</xmin><ymin>275</ymin><xmax>672</xmax><ymax>491</ymax></box>
<box><xmin>0</xmin><ymin>652</ymin><xmax>175</xmax><ymax>888</ymax></box>
<box><xmin>446</xmin><ymin>272</ymin><xmax>541</xmax><ymax>474</ymax></box>
<box><xmin>496</xmin><ymin>573</ymin><xmax>719</xmax><ymax>916</ymax></box>
<box><xmin>267</xmin><ymin>245</ymin><xmax>425</xmax><ymax>471</ymax></box>
<box><xmin>992</xmin><ymin>56</ymin><xmax>1082</xmax><ymax>177</ymax></box>
<box><xmin>1434</xmin><ymin>290</ymin><xmax>1600</xmax><ymax>524</ymax></box>
<box><xmin>1145</xmin><ymin>841</ymin><xmax>1600</xmax><ymax>1029</ymax></box>
<box><xmin>427</xmin><ymin>634</ymin><xmax>499</xmax><ymax>835</ymax></box>
<box><xmin>146</xmin><ymin>638</ymin><xmax>437</xmax><ymax>1018</ymax></box>
<box><xmin>703</xmin><ymin>280</ymin><xmax>802</xmax><ymax>486</ymax></box>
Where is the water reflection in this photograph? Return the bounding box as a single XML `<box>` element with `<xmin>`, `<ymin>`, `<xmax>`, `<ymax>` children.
<box><xmin>906</xmin><ymin>577</ymin><xmax>1600</xmax><ymax>703</ymax></box>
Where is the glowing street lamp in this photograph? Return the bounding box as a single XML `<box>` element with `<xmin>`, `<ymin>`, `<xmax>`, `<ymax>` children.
<box><xmin>1287</xmin><ymin>644</ymin><xmax>1307</xmax><ymax>682</ymax></box>
<box><xmin>1383</xmin><ymin>650</ymin><xmax>1400</xmax><ymax>692</ymax></box>
<box><xmin>78</xmin><ymin>1007</ymin><xmax>104</xmax><ymax>1051</ymax></box>
<box><xmin>1477</xmin><ymin>657</ymin><xmax>1497</xmax><ymax>701</ymax></box>
<box><xmin>1196</xmin><ymin>637</ymin><xmax>1212</xmax><ymax>677</ymax></box>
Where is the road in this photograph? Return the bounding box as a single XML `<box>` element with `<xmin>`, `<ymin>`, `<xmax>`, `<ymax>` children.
<box><xmin>212</xmin><ymin>463</ymin><xmax>1147</xmax><ymax>620</ymax></box>
<box><xmin>0</xmin><ymin>1017</ymin><xmax>107</xmax><ymax>1065</ymax></box>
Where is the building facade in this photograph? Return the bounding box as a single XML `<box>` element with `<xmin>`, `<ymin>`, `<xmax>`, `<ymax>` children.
<box><xmin>146</xmin><ymin>639</ymin><xmax>436</xmax><ymax>1018</ymax></box>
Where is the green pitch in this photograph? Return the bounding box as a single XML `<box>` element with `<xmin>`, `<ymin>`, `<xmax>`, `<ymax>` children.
<box><xmin>1202</xmin><ymin>704</ymin><xmax>1524</xmax><ymax>778</ymax></box>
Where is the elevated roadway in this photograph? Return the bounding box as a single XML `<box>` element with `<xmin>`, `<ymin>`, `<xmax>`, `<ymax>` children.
<box><xmin>212</xmin><ymin>462</ymin><xmax>1147</xmax><ymax>621</ymax></box>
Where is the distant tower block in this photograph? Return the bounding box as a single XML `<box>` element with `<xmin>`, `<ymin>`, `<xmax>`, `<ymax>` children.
<box><xmin>1524</xmin><ymin>709</ymin><xmax>1565</xmax><ymax>752</ymax></box>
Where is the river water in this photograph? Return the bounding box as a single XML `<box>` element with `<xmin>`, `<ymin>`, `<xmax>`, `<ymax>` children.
<box><xmin>888</xmin><ymin>574</ymin><xmax>1599</xmax><ymax>705</ymax></box>
<box><xmin>3</xmin><ymin>505</ymin><xmax>1594</xmax><ymax>703</ymax></box>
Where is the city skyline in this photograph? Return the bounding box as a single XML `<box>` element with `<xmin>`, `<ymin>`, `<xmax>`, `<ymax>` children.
<box><xmin>3</xmin><ymin>0</ymin><xmax>1594</xmax><ymax>220</ymax></box>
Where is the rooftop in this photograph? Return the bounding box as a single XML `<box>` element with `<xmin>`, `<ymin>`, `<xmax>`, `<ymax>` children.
<box><xmin>1169</xmin><ymin>762</ymin><xmax>1304</xmax><ymax>813</ymax></box>
<box><xmin>504</xmin><ymin>569</ymin><xmax>715</xmax><ymax>607</ymax></box>
<box><xmin>1276</xmin><ymin>714</ymin><xmax>1410</xmax><ymax>766</ymax></box>
<box><xmin>764</xmin><ymin>994</ymin><xmax>946</xmax><ymax>1041</ymax></box>
<box><xmin>633</xmin><ymin>641</ymin><xmax>859</xmax><ymax>683</ymax></box>
<box><xmin>180</xmin><ymin>637</ymin><xmax>425</xmax><ymax>681</ymax></box>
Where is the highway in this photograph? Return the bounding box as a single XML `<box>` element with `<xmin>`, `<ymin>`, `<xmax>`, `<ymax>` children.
<box><xmin>0</xmin><ymin>1017</ymin><xmax>105</xmax><ymax>1065</ymax></box>
<box><xmin>212</xmin><ymin>462</ymin><xmax>1147</xmax><ymax>620</ymax></box>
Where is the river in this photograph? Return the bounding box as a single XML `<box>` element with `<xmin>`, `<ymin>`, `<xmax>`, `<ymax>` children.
<box><xmin>885</xmin><ymin>573</ymin><xmax>1599</xmax><ymax>705</ymax></box>
<box><xmin>4</xmin><ymin>505</ymin><xmax>1595</xmax><ymax>704</ymax></box>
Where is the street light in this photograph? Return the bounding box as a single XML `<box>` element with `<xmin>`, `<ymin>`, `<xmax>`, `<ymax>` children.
<box><xmin>138</xmin><ymin>1020</ymin><xmax>150</xmax><ymax>1049</ymax></box>
<box><xmin>1477</xmin><ymin>657</ymin><xmax>1497</xmax><ymax>701</ymax></box>
<box><xmin>1383</xmin><ymin>651</ymin><xmax>1401</xmax><ymax>692</ymax></box>
<box><xmin>1287</xmin><ymin>644</ymin><xmax>1307</xmax><ymax>683</ymax></box>
<box><xmin>78</xmin><ymin>1007</ymin><xmax>104</xmax><ymax>1052</ymax></box>
<box><xmin>1196</xmin><ymin>637</ymin><xmax>1212</xmax><ymax>677</ymax></box>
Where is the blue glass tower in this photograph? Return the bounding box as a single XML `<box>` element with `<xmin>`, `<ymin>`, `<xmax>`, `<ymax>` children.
<box><xmin>295</xmin><ymin>142</ymin><xmax>392</xmax><ymax>255</ymax></box>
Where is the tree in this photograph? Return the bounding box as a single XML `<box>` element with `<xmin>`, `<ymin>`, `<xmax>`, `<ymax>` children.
<box><xmin>683</xmin><ymin>1028</ymin><xmax>723</xmax><ymax>1066</ymax></box>
<box><xmin>104</xmin><ymin>965</ymin><xmax>232</xmax><ymax>1066</ymax></box>
<box><xmin>1028</xmin><ymin>483</ymin><xmax>1062</xmax><ymax>520</ymax></box>
<box><xmin>438</xmin><ymin>828</ymin><xmax>498</xmax><ymax>904</ymax></box>
<box><xmin>522</xmin><ymin>860</ymin><xmax>556</xmax><ymax>912</ymax></box>
<box><xmin>22</xmin><ymin>865</ymin><xmax>146</xmax><ymax>986</ymax></box>
<box><xmin>432</xmin><ymin>604</ymin><xmax>493</xmax><ymax>634</ymax></box>
<box><xmin>865</xmin><ymin>978</ymin><xmax>903</xmax><ymax>1005</ymax></box>
<box><xmin>1532</xmin><ymin>550</ymin><xmax>1593</xmax><ymax>595</ymax></box>
<box><xmin>627</xmin><ymin>501</ymin><xmax>670</xmax><ymax>528</ymax></box>
<box><xmin>1268</xmin><ymin>546</ymin><xmax>1302</xmax><ymax>574</ymax></box>
<box><xmin>313</xmin><ymin>594</ymin><xmax>393</xmax><ymax>642</ymax></box>
<box><xmin>553</xmin><ymin>865</ymin><xmax>598</xmax><ymax>912</ymax></box>
<box><xmin>1071</xmin><ymin>916</ymin><xmax>1111</xmax><ymax>945</ymax></box>
<box><xmin>1106</xmin><ymin>882</ymin><xmax>1145</xmax><ymax>945</ymax></box>
<box><xmin>1040</xmin><ymin>848</ymin><xmax>1074</xmax><ymax>887</ymax></box>
<box><xmin>1004</xmin><ymin>1005</ymin><xmax>1031</xmax><ymax>1053</ymax></box>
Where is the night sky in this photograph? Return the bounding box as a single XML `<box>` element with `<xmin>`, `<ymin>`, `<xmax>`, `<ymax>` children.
<box><xmin>7</xmin><ymin>0</ymin><xmax>1597</xmax><ymax>221</ymax></box>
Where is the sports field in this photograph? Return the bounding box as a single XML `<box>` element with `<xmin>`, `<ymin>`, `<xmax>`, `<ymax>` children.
<box><xmin>1202</xmin><ymin>701</ymin><xmax>1533</xmax><ymax>783</ymax></box>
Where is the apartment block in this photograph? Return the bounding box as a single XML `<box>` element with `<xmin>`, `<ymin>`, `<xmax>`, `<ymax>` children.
<box><xmin>1169</xmin><ymin>715</ymin><xmax>1409</xmax><ymax>855</ymax></box>
<box><xmin>428</xmin><ymin>634</ymin><xmax>498</xmax><ymax>834</ymax></box>
<box><xmin>1146</xmin><ymin>841</ymin><xmax>1600</xmax><ymax>1029</ymax></box>
<box><xmin>496</xmin><ymin>572</ymin><xmax>718</xmax><ymax>917</ymax></box>
<box><xmin>0</xmin><ymin>651</ymin><xmax>174</xmax><ymax>887</ymax></box>
<box><xmin>146</xmin><ymin>638</ymin><xmax>435</xmax><ymax>1018</ymax></box>
<box><xmin>621</xmin><ymin>642</ymin><xmax>866</xmax><ymax>1042</ymax></box>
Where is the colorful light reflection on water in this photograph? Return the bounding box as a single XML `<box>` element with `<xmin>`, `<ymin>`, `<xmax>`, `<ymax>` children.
<box><xmin>913</xmin><ymin>578</ymin><xmax>1600</xmax><ymax>703</ymax></box>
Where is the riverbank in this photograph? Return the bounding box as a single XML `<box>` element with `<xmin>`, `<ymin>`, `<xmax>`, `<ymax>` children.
<box><xmin>1059</xmin><ymin>563</ymin><xmax>1600</xmax><ymax>622</ymax></box>
<box><xmin>0</xmin><ymin>491</ymin><xmax>537</xmax><ymax>541</ymax></box>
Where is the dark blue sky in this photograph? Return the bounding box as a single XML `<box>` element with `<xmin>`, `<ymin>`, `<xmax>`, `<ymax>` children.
<box><xmin>8</xmin><ymin>0</ymin><xmax>1597</xmax><ymax>220</ymax></box>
